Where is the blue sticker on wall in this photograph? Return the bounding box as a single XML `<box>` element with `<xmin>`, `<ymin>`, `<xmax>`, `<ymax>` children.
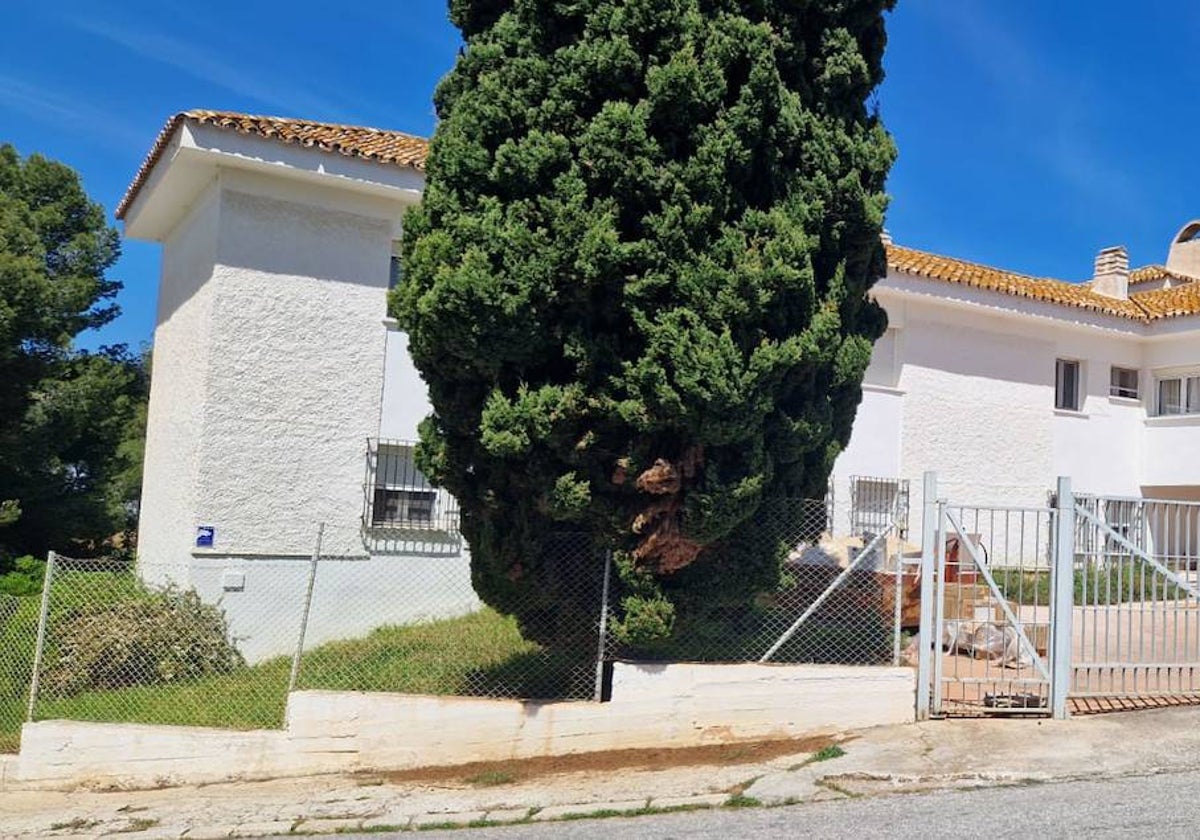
<box><xmin>196</xmin><ymin>526</ymin><xmax>215</xmax><ymax>548</ymax></box>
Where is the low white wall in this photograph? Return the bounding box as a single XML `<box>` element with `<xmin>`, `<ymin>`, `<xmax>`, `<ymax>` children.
<box><xmin>9</xmin><ymin>662</ymin><xmax>913</xmax><ymax>790</ymax></box>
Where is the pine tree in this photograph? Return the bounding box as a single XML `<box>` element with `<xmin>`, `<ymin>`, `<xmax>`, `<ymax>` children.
<box><xmin>0</xmin><ymin>145</ymin><xmax>144</xmax><ymax>561</ymax></box>
<box><xmin>397</xmin><ymin>0</ymin><xmax>896</xmax><ymax>647</ymax></box>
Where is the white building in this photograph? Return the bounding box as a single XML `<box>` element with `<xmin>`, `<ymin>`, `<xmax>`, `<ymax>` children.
<box><xmin>118</xmin><ymin>111</ymin><xmax>1200</xmax><ymax>654</ymax></box>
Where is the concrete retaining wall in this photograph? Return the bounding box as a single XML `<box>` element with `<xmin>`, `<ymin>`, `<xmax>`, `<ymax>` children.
<box><xmin>9</xmin><ymin>662</ymin><xmax>913</xmax><ymax>790</ymax></box>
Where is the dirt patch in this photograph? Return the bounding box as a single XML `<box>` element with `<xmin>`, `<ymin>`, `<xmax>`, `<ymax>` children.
<box><xmin>371</xmin><ymin>734</ymin><xmax>847</xmax><ymax>788</ymax></box>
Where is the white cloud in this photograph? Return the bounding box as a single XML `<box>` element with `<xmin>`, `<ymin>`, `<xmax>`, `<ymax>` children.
<box><xmin>0</xmin><ymin>75</ymin><xmax>145</xmax><ymax>150</ymax></box>
<box><xmin>66</xmin><ymin>15</ymin><xmax>359</xmax><ymax>121</ymax></box>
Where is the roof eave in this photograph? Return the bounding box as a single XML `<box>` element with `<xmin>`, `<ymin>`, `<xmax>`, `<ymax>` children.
<box><xmin>117</xmin><ymin>111</ymin><xmax>429</xmax><ymax>223</ymax></box>
<box><xmin>120</xmin><ymin>119</ymin><xmax>427</xmax><ymax>242</ymax></box>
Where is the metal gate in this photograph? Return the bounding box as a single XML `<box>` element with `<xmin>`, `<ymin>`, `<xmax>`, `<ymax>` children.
<box><xmin>918</xmin><ymin>475</ymin><xmax>1073</xmax><ymax>719</ymax></box>
<box><xmin>917</xmin><ymin>475</ymin><xmax>1200</xmax><ymax>719</ymax></box>
<box><xmin>1071</xmin><ymin>495</ymin><xmax>1200</xmax><ymax>708</ymax></box>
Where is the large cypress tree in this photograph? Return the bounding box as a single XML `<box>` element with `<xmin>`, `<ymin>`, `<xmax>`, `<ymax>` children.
<box><xmin>397</xmin><ymin>0</ymin><xmax>896</xmax><ymax>648</ymax></box>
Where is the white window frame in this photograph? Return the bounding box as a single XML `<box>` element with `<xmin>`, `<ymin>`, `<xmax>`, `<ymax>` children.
<box><xmin>1055</xmin><ymin>358</ymin><xmax>1082</xmax><ymax>412</ymax></box>
<box><xmin>1109</xmin><ymin>366</ymin><xmax>1140</xmax><ymax>400</ymax></box>
<box><xmin>1155</xmin><ymin>371</ymin><xmax>1200</xmax><ymax>416</ymax></box>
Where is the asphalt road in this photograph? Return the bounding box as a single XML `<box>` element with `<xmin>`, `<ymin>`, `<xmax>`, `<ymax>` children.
<box><xmin>336</xmin><ymin>770</ymin><xmax>1200</xmax><ymax>839</ymax></box>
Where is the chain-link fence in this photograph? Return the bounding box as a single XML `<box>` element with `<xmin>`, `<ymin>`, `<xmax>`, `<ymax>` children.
<box><xmin>608</xmin><ymin>496</ymin><xmax>915</xmax><ymax>666</ymax></box>
<box><xmin>25</xmin><ymin>554</ymin><xmax>303</xmax><ymax>736</ymax></box>
<box><xmin>10</xmin><ymin>483</ymin><xmax>913</xmax><ymax>751</ymax></box>
<box><xmin>1</xmin><ymin>589</ymin><xmax>40</xmax><ymax>753</ymax></box>
<box><xmin>292</xmin><ymin>530</ymin><xmax>609</xmax><ymax>702</ymax></box>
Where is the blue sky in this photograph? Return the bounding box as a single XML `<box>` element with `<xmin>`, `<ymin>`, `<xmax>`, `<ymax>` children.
<box><xmin>4</xmin><ymin>1</ymin><xmax>1200</xmax><ymax>351</ymax></box>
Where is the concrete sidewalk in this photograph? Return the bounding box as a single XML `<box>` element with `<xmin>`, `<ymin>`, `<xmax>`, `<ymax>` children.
<box><xmin>5</xmin><ymin>707</ymin><xmax>1200</xmax><ymax>838</ymax></box>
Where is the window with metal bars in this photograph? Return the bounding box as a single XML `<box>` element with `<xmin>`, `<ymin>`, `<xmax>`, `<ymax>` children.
<box><xmin>364</xmin><ymin>439</ymin><xmax>444</xmax><ymax>530</ymax></box>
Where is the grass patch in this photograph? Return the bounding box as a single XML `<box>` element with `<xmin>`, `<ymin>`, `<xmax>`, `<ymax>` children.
<box><xmin>50</xmin><ymin>818</ymin><xmax>99</xmax><ymax>831</ymax></box>
<box><xmin>789</xmin><ymin>743</ymin><xmax>846</xmax><ymax>771</ymax></box>
<box><xmin>1</xmin><ymin>591</ymin><xmax>41</xmax><ymax>753</ymax></box>
<box><xmin>116</xmin><ymin>817</ymin><xmax>160</xmax><ymax>833</ymax></box>
<box><xmin>810</xmin><ymin>744</ymin><xmax>846</xmax><ymax>763</ymax></box>
<box><xmin>463</xmin><ymin>769</ymin><xmax>518</xmax><ymax>787</ymax></box>
<box><xmin>349</xmin><ymin>824</ymin><xmax>410</xmax><ymax>835</ymax></box>
<box><xmin>293</xmin><ymin>609</ymin><xmax>552</xmax><ymax>696</ymax></box>
<box><xmin>724</xmin><ymin>794</ymin><xmax>762</xmax><ymax>809</ymax></box>
<box><xmin>2</xmin><ymin>597</ymin><xmax>558</xmax><ymax>752</ymax></box>
<box><xmin>558</xmin><ymin>807</ymin><xmax>644</xmax><ymax>821</ymax></box>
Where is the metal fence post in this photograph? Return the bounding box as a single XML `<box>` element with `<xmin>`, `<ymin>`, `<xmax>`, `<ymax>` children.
<box><xmin>893</xmin><ymin>547</ymin><xmax>904</xmax><ymax>667</ymax></box>
<box><xmin>288</xmin><ymin>523</ymin><xmax>324</xmax><ymax>693</ymax></box>
<box><xmin>1051</xmin><ymin>477</ymin><xmax>1075</xmax><ymax>719</ymax></box>
<box><xmin>593</xmin><ymin>548</ymin><xmax>613</xmax><ymax>702</ymax></box>
<box><xmin>892</xmin><ymin>487</ymin><xmax>904</xmax><ymax>666</ymax></box>
<box><xmin>916</xmin><ymin>472</ymin><xmax>937</xmax><ymax>720</ymax></box>
<box><xmin>26</xmin><ymin>550</ymin><xmax>57</xmax><ymax>723</ymax></box>
<box><xmin>932</xmin><ymin>501</ymin><xmax>949</xmax><ymax>716</ymax></box>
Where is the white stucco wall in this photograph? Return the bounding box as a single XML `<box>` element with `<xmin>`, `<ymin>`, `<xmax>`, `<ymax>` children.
<box><xmin>193</xmin><ymin>178</ymin><xmax>394</xmax><ymax>560</ymax></box>
<box><xmin>137</xmin><ymin>183</ymin><xmax>221</xmax><ymax>585</ymax></box>
<box><xmin>898</xmin><ymin>307</ymin><xmax>1056</xmax><ymax>507</ymax></box>
<box><xmin>831</xmin><ymin>283</ymin><xmax>1183</xmax><ymax>544</ymax></box>
<box><xmin>188</xmin><ymin>546</ymin><xmax>478</xmax><ymax>663</ymax></box>
<box><xmin>134</xmin><ymin>161</ymin><xmax>474</xmax><ymax>663</ymax></box>
<box><xmin>379</xmin><ymin>326</ymin><xmax>431</xmax><ymax>441</ymax></box>
<box><xmin>1049</xmin><ymin>330</ymin><xmax>1143</xmax><ymax>497</ymax></box>
<box><xmin>1142</xmin><ymin>331</ymin><xmax>1200</xmax><ymax>488</ymax></box>
<box><xmin>1144</xmin><ymin>418</ymin><xmax>1200</xmax><ymax>487</ymax></box>
<box><xmin>830</xmin><ymin>386</ymin><xmax>903</xmax><ymax>534</ymax></box>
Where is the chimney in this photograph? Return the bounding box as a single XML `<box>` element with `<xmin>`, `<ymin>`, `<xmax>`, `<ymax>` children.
<box><xmin>1092</xmin><ymin>245</ymin><xmax>1129</xmax><ymax>300</ymax></box>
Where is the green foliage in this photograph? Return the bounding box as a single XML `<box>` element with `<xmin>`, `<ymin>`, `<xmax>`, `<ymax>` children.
<box><xmin>810</xmin><ymin>744</ymin><xmax>846</xmax><ymax>763</ymax></box>
<box><xmin>610</xmin><ymin>594</ymin><xmax>676</xmax><ymax>646</ymax></box>
<box><xmin>995</xmin><ymin>560</ymin><xmax>1185</xmax><ymax>607</ymax></box>
<box><xmin>0</xmin><ymin>555</ymin><xmax>45</xmax><ymax>596</ymax></box>
<box><xmin>724</xmin><ymin>795</ymin><xmax>762</xmax><ymax>809</ymax></box>
<box><xmin>397</xmin><ymin>0</ymin><xmax>896</xmax><ymax>646</ymax></box>
<box><xmin>42</xmin><ymin>587</ymin><xmax>244</xmax><ymax>696</ymax></box>
<box><xmin>2</xmin><ymin>606</ymin><xmax>567</xmax><ymax>751</ymax></box>
<box><xmin>0</xmin><ymin>145</ymin><xmax>148</xmax><ymax>559</ymax></box>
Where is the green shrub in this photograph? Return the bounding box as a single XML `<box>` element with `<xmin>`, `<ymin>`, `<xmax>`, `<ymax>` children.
<box><xmin>995</xmin><ymin>559</ymin><xmax>1185</xmax><ymax>607</ymax></box>
<box><xmin>43</xmin><ymin>587</ymin><xmax>244</xmax><ymax>696</ymax></box>
<box><xmin>0</xmin><ymin>556</ymin><xmax>46</xmax><ymax>597</ymax></box>
<box><xmin>611</xmin><ymin>595</ymin><xmax>677</xmax><ymax>648</ymax></box>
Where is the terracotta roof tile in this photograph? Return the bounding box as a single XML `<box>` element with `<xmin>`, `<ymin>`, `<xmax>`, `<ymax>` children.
<box><xmin>117</xmin><ymin>113</ymin><xmax>1200</xmax><ymax>327</ymax></box>
<box><xmin>116</xmin><ymin>110</ymin><xmax>429</xmax><ymax>219</ymax></box>
<box><xmin>886</xmin><ymin>244</ymin><xmax>1200</xmax><ymax>324</ymax></box>
<box><xmin>885</xmin><ymin>244</ymin><xmax>1148</xmax><ymax>320</ymax></box>
<box><xmin>1131</xmin><ymin>265</ymin><xmax>1170</xmax><ymax>285</ymax></box>
<box><xmin>1129</xmin><ymin>283</ymin><xmax>1200</xmax><ymax>319</ymax></box>
<box><xmin>1128</xmin><ymin>264</ymin><xmax>1199</xmax><ymax>287</ymax></box>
